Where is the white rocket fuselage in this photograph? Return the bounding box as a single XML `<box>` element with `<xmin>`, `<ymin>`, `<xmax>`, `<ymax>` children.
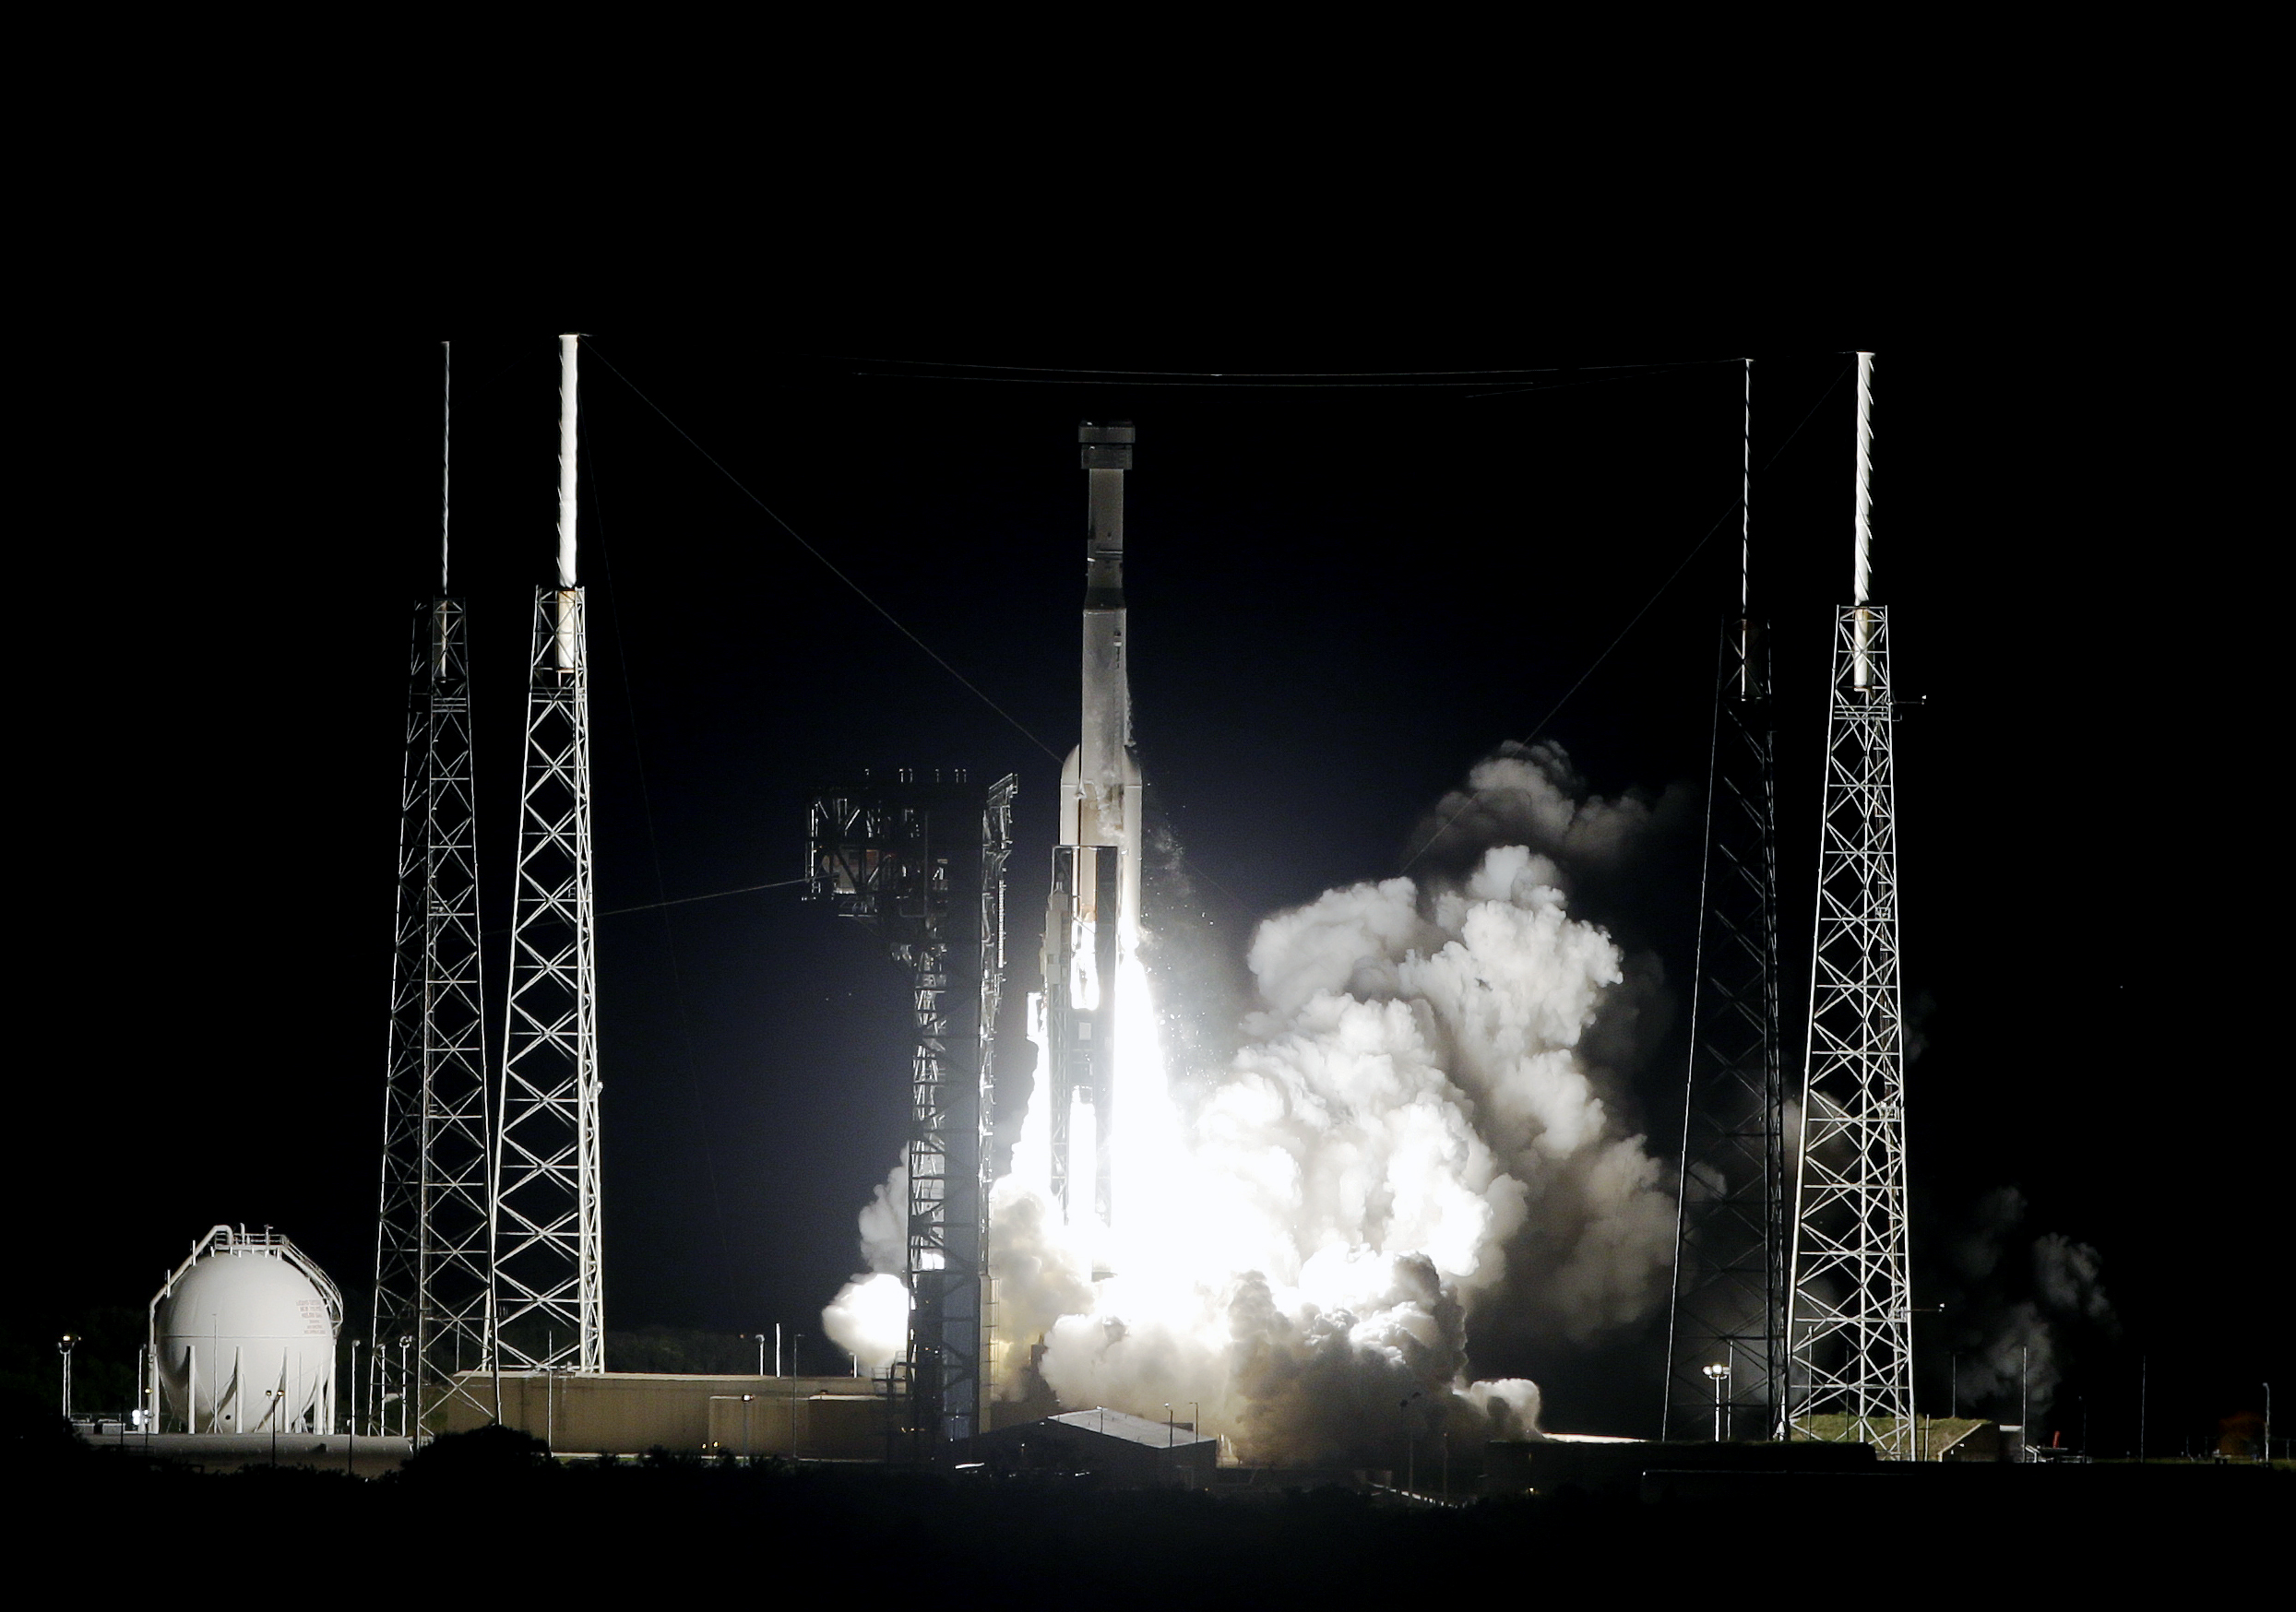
<box><xmin>1042</xmin><ymin>422</ymin><xmax>1142</xmax><ymax>1231</ymax></box>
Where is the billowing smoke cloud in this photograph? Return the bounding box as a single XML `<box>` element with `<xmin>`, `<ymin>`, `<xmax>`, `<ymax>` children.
<box><xmin>2032</xmin><ymin>1232</ymin><xmax>2113</xmax><ymax>1325</ymax></box>
<box><xmin>978</xmin><ymin>743</ymin><xmax>1678</xmax><ymax>1465</ymax></box>
<box><xmin>1944</xmin><ymin>1187</ymin><xmax>2116</xmax><ymax>1427</ymax></box>
<box><xmin>1403</xmin><ymin>741</ymin><xmax>1677</xmax><ymax>884</ymax></box>
<box><xmin>821</xmin><ymin>1157</ymin><xmax>909</xmax><ymax>1369</ymax></box>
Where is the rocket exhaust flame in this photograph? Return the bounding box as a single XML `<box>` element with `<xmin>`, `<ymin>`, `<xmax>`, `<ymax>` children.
<box><xmin>988</xmin><ymin>739</ymin><xmax>1679</xmax><ymax>1464</ymax></box>
<box><xmin>990</xmin><ymin>847</ymin><xmax>1605</xmax><ymax>1464</ymax></box>
<box><xmin>827</xmin><ymin>429</ymin><xmax>1679</xmax><ymax>1464</ymax></box>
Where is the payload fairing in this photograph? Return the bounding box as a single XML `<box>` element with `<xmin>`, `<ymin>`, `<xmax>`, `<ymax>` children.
<box><xmin>1036</xmin><ymin>421</ymin><xmax>1143</xmax><ymax>1229</ymax></box>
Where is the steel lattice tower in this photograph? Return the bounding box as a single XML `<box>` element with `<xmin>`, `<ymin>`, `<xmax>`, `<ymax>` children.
<box><xmin>375</xmin><ymin>343</ymin><xmax>496</xmax><ymax>1430</ymax></box>
<box><xmin>492</xmin><ymin>335</ymin><xmax>604</xmax><ymax>1373</ymax></box>
<box><xmin>809</xmin><ymin>772</ymin><xmax>1015</xmax><ymax>1451</ymax></box>
<box><xmin>1666</xmin><ymin>360</ymin><xmax>1787</xmax><ymax>1440</ymax></box>
<box><xmin>1787</xmin><ymin>352</ymin><xmax>1916</xmax><ymax>1456</ymax></box>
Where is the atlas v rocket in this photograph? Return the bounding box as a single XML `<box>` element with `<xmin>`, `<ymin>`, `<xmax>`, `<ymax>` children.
<box><xmin>1037</xmin><ymin>421</ymin><xmax>1143</xmax><ymax>1228</ymax></box>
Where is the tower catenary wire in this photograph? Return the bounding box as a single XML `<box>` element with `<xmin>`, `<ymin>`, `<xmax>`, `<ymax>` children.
<box><xmin>1664</xmin><ymin>359</ymin><xmax>1788</xmax><ymax>1440</ymax></box>
<box><xmin>375</xmin><ymin>341</ymin><xmax>497</xmax><ymax>1428</ymax></box>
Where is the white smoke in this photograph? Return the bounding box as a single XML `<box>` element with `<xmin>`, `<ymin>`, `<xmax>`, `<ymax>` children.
<box><xmin>821</xmin><ymin>1156</ymin><xmax>910</xmax><ymax>1369</ymax></box>
<box><xmin>1406</xmin><ymin>741</ymin><xmax>1668</xmax><ymax>877</ymax></box>
<box><xmin>979</xmin><ymin>745</ymin><xmax>1678</xmax><ymax>1464</ymax></box>
<box><xmin>2032</xmin><ymin>1233</ymin><xmax>2113</xmax><ymax>1326</ymax></box>
<box><xmin>1966</xmin><ymin>1299</ymin><xmax>2058</xmax><ymax>1420</ymax></box>
<box><xmin>856</xmin><ymin>1157</ymin><xmax>907</xmax><ymax>1277</ymax></box>
<box><xmin>1946</xmin><ymin>1189</ymin><xmax>2117</xmax><ymax>1426</ymax></box>
<box><xmin>822</xmin><ymin>1273</ymin><xmax>907</xmax><ymax>1371</ymax></box>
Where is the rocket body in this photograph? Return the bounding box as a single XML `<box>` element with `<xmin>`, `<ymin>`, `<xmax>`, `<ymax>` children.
<box><xmin>1041</xmin><ymin>422</ymin><xmax>1142</xmax><ymax>1230</ymax></box>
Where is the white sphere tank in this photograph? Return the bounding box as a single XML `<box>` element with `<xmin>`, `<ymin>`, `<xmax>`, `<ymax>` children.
<box><xmin>156</xmin><ymin>1232</ymin><xmax>338</xmax><ymax>1433</ymax></box>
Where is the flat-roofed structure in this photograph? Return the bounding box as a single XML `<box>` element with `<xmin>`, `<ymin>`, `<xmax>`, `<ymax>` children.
<box><xmin>973</xmin><ymin>1408</ymin><xmax>1218</xmax><ymax>1487</ymax></box>
<box><xmin>438</xmin><ymin>1373</ymin><xmax>893</xmax><ymax>1458</ymax></box>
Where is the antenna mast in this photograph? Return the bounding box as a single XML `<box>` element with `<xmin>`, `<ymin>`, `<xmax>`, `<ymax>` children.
<box><xmin>493</xmin><ymin>334</ymin><xmax>605</xmax><ymax>1373</ymax></box>
<box><xmin>1665</xmin><ymin>359</ymin><xmax>1787</xmax><ymax>1440</ymax></box>
<box><xmin>375</xmin><ymin>339</ymin><xmax>496</xmax><ymax>1431</ymax></box>
<box><xmin>1786</xmin><ymin>351</ymin><xmax>1916</xmax><ymax>1456</ymax></box>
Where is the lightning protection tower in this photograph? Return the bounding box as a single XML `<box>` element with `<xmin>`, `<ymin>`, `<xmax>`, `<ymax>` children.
<box><xmin>809</xmin><ymin>770</ymin><xmax>1016</xmax><ymax>1452</ymax></box>
<box><xmin>1665</xmin><ymin>360</ymin><xmax>1787</xmax><ymax>1441</ymax></box>
<box><xmin>374</xmin><ymin>342</ymin><xmax>496</xmax><ymax>1429</ymax></box>
<box><xmin>493</xmin><ymin>335</ymin><xmax>604</xmax><ymax>1374</ymax></box>
<box><xmin>1786</xmin><ymin>352</ymin><xmax>1916</xmax><ymax>1457</ymax></box>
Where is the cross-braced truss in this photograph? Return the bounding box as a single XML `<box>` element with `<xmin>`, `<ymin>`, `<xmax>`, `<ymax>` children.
<box><xmin>375</xmin><ymin>598</ymin><xmax>496</xmax><ymax>1426</ymax></box>
<box><xmin>1787</xmin><ymin>602</ymin><xmax>1914</xmax><ymax>1457</ymax></box>
<box><xmin>1666</xmin><ymin>619</ymin><xmax>1785</xmax><ymax>1440</ymax></box>
<box><xmin>492</xmin><ymin>586</ymin><xmax>602</xmax><ymax>1374</ymax></box>
<box><xmin>809</xmin><ymin>773</ymin><xmax>1014</xmax><ymax>1450</ymax></box>
<box><xmin>970</xmin><ymin>781</ymin><xmax>1014</xmax><ymax>1415</ymax></box>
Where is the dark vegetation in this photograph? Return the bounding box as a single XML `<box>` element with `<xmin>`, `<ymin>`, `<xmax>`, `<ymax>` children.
<box><xmin>14</xmin><ymin>1417</ymin><xmax>2281</xmax><ymax>1594</ymax></box>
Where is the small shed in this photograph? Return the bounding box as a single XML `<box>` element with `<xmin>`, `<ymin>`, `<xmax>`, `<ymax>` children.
<box><xmin>973</xmin><ymin>1407</ymin><xmax>1218</xmax><ymax>1487</ymax></box>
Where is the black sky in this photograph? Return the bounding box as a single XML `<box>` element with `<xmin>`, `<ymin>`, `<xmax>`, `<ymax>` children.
<box><xmin>21</xmin><ymin>334</ymin><xmax>2277</xmax><ymax>1448</ymax></box>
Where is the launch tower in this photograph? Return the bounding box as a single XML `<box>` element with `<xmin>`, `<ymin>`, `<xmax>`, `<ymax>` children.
<box><xmin>1665</xmin><ymin>360</ymin><xmax>1787</xmax><ymax>1440</ymax></box>
<box><xmin>493</xmin><ymin>335</ymin><xmax>605</xmax><ymax>1374</ymax></box>
<box><xmin>375</xmin><ymin>342</ymin><xmax>496</xmax><ymax>1425</ymax></box>
<box><xmin>1786</xmin><ymin>352</ymin><xmax>1916</xmax><ymax>1456</ymax></box>
<box><xmin>809</xmin><ymin>770</ymin><xmax>1016</xmax><ymax>1448</ymax></box>
<box><xmin>1039</xmin><ymin>421</ymin><xmax>1143</xmax><ymax>1227</ymax></box>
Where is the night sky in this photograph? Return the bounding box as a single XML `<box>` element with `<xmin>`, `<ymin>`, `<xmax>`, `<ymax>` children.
<box><xmin>23</xmin><ymin>336</ymin><xmax>2277</xmax><ymax>1451</ymax></box>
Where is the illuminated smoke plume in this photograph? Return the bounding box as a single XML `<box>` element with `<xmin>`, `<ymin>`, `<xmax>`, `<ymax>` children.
<box><xmin>821</xmin><ymin>1157</ymin><xmax>909</xmax><ymax>1369</ymax></box>
<box><xmin>975</xmin><ymin>743</ymin><xmax>1678</xmax><ymax>1465</ymax></box>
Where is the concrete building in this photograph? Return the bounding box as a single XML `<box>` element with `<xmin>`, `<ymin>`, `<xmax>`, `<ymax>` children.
<box><xmin>439</xmin><ymin>1373</ymin><xmax>894</xmax><ymax>1458</ymax></box>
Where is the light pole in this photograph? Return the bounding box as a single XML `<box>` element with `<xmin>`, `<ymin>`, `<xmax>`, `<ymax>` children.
<box><xmin>2019</xmin><ymin>1345</ymin><xmax>2029</xmax><ymax>1457</ymax></box>
<box><xmin>58</xmin><ymin>1334</ymin><xmax>79</xmax><ymax>1419</ymax></box>
<box><xmin>750</xmin><ymin>1334</ymin><xmax>767</xmax><ymax>1377</ymax></box>
<box><xmin>399</xmin><ymin>1337</ymin><xmax>413</xmax><ymax>1440</ymax></box>
<box><xmin>1704</xmin><ymin>1363</ymin><xmax>1731</xmax><ymax>1441</ymax></box>
<box><xmin>1909</xmin><ymin>1303</ymin><xmax>1945</xmax><ymax>1458</ymax></box>
<box><xmin>348</xmin><ymin>1337</ymin><xmax>361</xmax><ymax>1474</ymax></box>
<box><xmin>791</xmin><ymin>1335</ymin><xmax>806</xmax><ymax>1459</ymax></box>
<box><xmin>2264</xmin><ymin>1382</ymin><xmax>2272</xmax><ymax>1464</ymax></box>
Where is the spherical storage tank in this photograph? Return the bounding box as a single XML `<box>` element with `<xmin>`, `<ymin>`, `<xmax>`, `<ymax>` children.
<box><xmin>155</xmin><ymin>1227</ymin><xmax>339</xmax><ymax>1433</ymax></box>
